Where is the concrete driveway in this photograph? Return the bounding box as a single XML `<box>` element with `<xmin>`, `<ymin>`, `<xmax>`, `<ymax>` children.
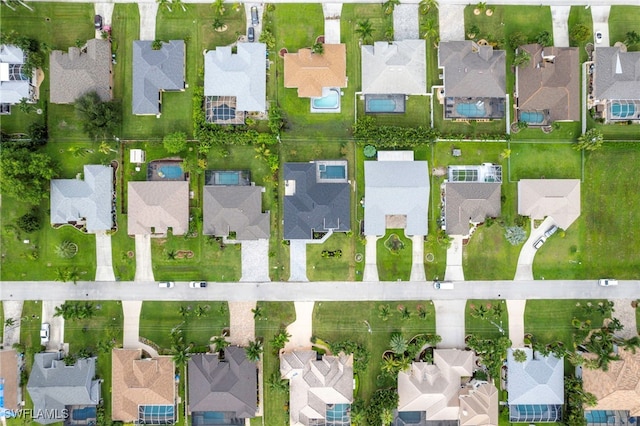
<box><xmin>514</xmin><ymin>217</ymin><xmax>556</xmax><ymax>281</ymax></box>
<box><xmin>363</xmin><ymin>236</ymin><xmax>379</xmax><ymax>282</ymax></box>
<box><xmin>393</xmin><ymin>4</ymin><xmax>419</xmax><ymax>41</ymax></box>
<box><xmin>507</xmin><ymin>300</ymin><xmax>526</xmax><ymax>347</ymax></box>
<box><xmin>591</xmin><ymin>6</ymin><xmax>611</xmax><ymax>47</ymax></box>
<box><xmin>95</xmin><ymin>231</ymin><xmax>116</xmax><ymax>282</ymax></box>
<box><xmin>439</xmin><ymin>5</ymin><xmax>465</xmax><ymax>42</ymax></box>
<box><xmin>2</xmin><ymin>301</ymin><xmax>23</xmax><ymax>347</ymax></box>
<box><xmin>134</xmin><ymin>234</ymin><xmax>155</xmax><ymax>282</ymax></box>
<box><xmin>94</xmin><ymin>3</ymin><xmax>114</xmax><ymax>38</ymax></box>
<box><xmin>245</xmin><ymin>3</ymin><xmax>264</xmax><ymax>42</ymax></box>
<box><xmin>409</xmin><ymin>235</ymin><xmax>426</xmax><ymax>281</ymax></box>
<box><xmin>240</xmin><ymin>239</ymin><xmax>270</xmax><ymax>282</ymax></box>
<box><xmin>138</xmin><ymin>2</ymin><xmax>158</xmax><ymax>41</ymax></box>
<box><xmin>122</xmin><ymin>300</ymin><xmax>158</xmax><ymax>356</ymax></box>
<box><xmin>444</xmin><ymin>235</ymin><xmax>464</xmax><ymax>281</ymax></box>
<box><xmin>434</xmin><ymin>300</ymin><xmax>466</xmax><ymax>348</ymax></box>
<box><xmin>229</xmin><ymin>302</ymin><xmax>256</xmax><ymax>346</ymax></box>
<box><xmin>323</xmin><ymin>3</ymin><xmax>342</xmax><ymax>44</ymax></box>
<box><xmin>284</xmin><ymin>302</ymin><xmax>314</xmax><ymax>351</ymax></box>
<box><xmin>289</xmin><ymin>240</ymin><xmax>309</xmax><ymax>282</ymax></box>
<box><xmin>42</xmin><ymin>301</ymin><xmax>65</xmax><ymax>352</ymax></box>
<box><xmin>551</xmin><ymin>6</ymin><xmax>570</xmax><ymax>47</ymax></box>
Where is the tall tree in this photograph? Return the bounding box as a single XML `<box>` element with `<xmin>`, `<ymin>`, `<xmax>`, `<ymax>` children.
<box><xmin>573</xmin><ymin>129</ymin><xmax>603</xmax><ymax>151</ymax></box>
<box><xmin>245</xmin><ymin>340</ymin><xmax>263</xmax><ymax>362</ymax></box>
<box><xmin>75</xmin><ymin>91</ymin><xmax>121</xmax><ymax>141</ymax></box>
<box><xmin>355</xmin><ymin>19</ymin><xmax>374</xmax><ymax>45</ymax></box>
<box><xmin>382</xmin><ymin>0</ymin><xmax>400</xmax><ymax>15</ymax></box>
<box><xmin>389</xmin><ymin>333</ymin><xmax>408</xmax><ymax>355</ymax></box>
<box><xmin>1</xmin><ymin>148</ymin><xmax>58</xmax><ymax>205</ymax></box>
<box><xmin>419</xmin><ymin>0</ymin><xmax>438</xmax><ymax>15</ymax></box>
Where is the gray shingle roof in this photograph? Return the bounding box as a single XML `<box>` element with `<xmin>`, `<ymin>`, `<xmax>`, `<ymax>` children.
<box><xmin>49</xmin><ymin>39</ymin><xmax>112</xmax><ymax>104</ymax></box>
<box><xmin>593</xmin><ymin>46</ymin><xmax>640</xmax><ymax>100</ymax></box>
<box><xmin>364</xmin><ymin>158</ymin><xmax>429</xmax><ymax>236</ymax></box>
<box><xmin>445</xmin><ymin>182</ymin><xmax>501</xmax><ymax>235</ymax></box>
<box><xmin>361</xmin><ymin>40</ymin><xmax>427</xmax><ymax>95</ymax></box>
<box><xmin>50</xmin><ymin>165</ymin><xmax>113</xmax><ymax>232</ymax></box>
<box><xmin>516</xmin><ymin>44</ymin><xmax>580</xmax><ymax>122</ymax></box>
<box><xmin>203</xmin><ymin>186</ymin><xmax>270</xmax><ymax>240</ymax></box>
<box><xmin>0</xmin><ymin>44</ymin><xmax>31</xmax><ymax>104</ymax></box>
<box><xmin>283</xmin><ymin>162</ymin><xmax>351</xmax><ymax>240</ymax></box>
<box><xmin>127</xmin><ymin>181</ymin><xmax>189</xmax><ymax>235</ymax></box>
<box><xmin>507</xmin><ymin>348</ymin><xmax>564</xmax><ymax>405</ymax></box>
<box><xmin>438</xmin><ymin>41</ymin><xmax>506</xmax><ymax>98</ymax></box>
<box><xmin>188</xmin><ymin>348</ymin><xmax>257</xmax><ymax>418</ymax></box>
<box><xmin>27</xmin><ymin>353</ymin><xmax>100</xmax><ymax>425</ymax></box>
<box><xmin>204</xmin><ymin>43</ymin><xmax>266</xmax><ymax>112</ymax></box>
<box><xmin>132</xmin><ymin>40</ymin><xmax>185</xmax><ymax>115</ymax></box>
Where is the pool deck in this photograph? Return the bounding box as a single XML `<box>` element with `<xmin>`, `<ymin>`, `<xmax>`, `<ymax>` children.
<box><xmin>315</xmin><ymin>160</ymin><xmax>348</xmax><ymax>183</ymax></box>
<box><xmin>445</xmin><ymin>96</ymin><xmax>505</xmax><ymax>120</ymax></box>
<box><xmin>310</xmin><ymin>87</ymin><xmax>342</xmax><ymax>114</ymax></box>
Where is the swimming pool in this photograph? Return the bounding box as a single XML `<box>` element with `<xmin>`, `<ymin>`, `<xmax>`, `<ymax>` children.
<box><xmin>312</xmin><ymin>89</ymin><xmax>340</xmax><ymax>109</ymax></box>
<box><xmin>216</xmin><ymin>171</ymin><xmax>240</xmax><ymax>185</ymax></box>
<box><xmin>520</xmin><ymin>111</ymin><xmax>545</xmax><ymax>124</ymax></box>
<box><xmin>398</xmin><ymin>411</ymin><xmax>423</xmax><ymax>423</ymax></box>
<box><xmin>611</xmin><ymin>102</ymin><xmax>636</xmax><ymax>119</ymax></box>
<box><xmin>325</xmin><ymin>403</ymin><xmax>350</xmax><ymax>424</ymax></box>
<box><xmin>72</xmin><ymin>406</ymin><xmax>96</xmax><ymax>421</ymax></box>
<box><xmin>368</xmin><ymin>98</ymin><xmax>396</xmax><ymax>112</ymax></box>
<box><xmin>456</xmin><ymin>102</ymin><xmax>486</xmax><ymax>117</ymax></box>
<box><xmin>158</xmin><ymin>165</ymin><xmax>184</xmax><ymax>179</ymax></box>
<box><xmin>319</xmin><ymin>165</ymin><xmax>346</xmax><ymax>179</ymax></box>
<box><xmin>139</xmin><ymin>405</ymin><xmax>175</xmax><ymax>423</ymax></box>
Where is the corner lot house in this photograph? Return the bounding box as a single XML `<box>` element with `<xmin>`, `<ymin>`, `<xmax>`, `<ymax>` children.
<box><xmin>112</xmin><ymin>349</ymin><xmax>176</xmax><ymax>424</ymax></box>
<box><xmin>27</xmin><ymin>353</ymin><xmax>101</xmax><ymax>425</ymax></box>
<box><xmin>0</xmin><ymin>350</ymin><xmax>19</xmax><ymax>415</ymax></box>
<box><xmin>132</xmin><ymin>40</ymin><xmax>185</xmax><ymax>115</ymax></box>
<box><xmin>443</xmin><ymin>164</ymin><xmax>501</xmax><ymax>237</ymax></box>
<box><xmin>582</xmin><ymin>348</ymin><xmax>640</xmax><ymax>424</ymax></box>
<box><xmin>283</xmin><ymin>161</ymin><xmax>350</xmax><ymax>240</ymax></box>
<box><xmin>517</xmin><ymin>179</ymin><xmax>580</xmax><ymax>230</ymax></box>
<box><xmin>188</xmin><ymin>347</ymin><xmax>258</xmax><ymax>424</ymax></box>
<box><xmin>204</xmin><ymin>43</ymin><xmax>266</xmax><ymax>124</ymax></box>
<box><xmin>592</xmin><ymin>46</ymin><xmax>640</xmax><ymax>122</ymax></box>
<box><xmin>364</xmin><ymin>151</ymin><xmax>429</xmax><ymax>237</ymax></box>
<box><xmin>203</xmin><ymin>185</ymin><xmax>270</xmax><ymax>240</ymax></box>
<box><xmin>280</xmin><ymin>350</ymin><xmax>353</xmax><ymax>426</ymax></box>
<box><xmin>284</xmin><ymin>44</ymin><xmax>347</xmax><ymax>98</ymax></box>
<box><xmin>127</xmin><ymin>181</ymin><xmax>189</xmax><ymax>236</ymax></box>
<box><xmin>361</xmin><ymin>40</ymin><xmax>426</xmax><ymax>114</ymax></box>
<box><xmin>515</xmin><ymin>44</ymin><xmax>580</xmax><ymax>126</ymax></box>
<box><xmin>50</xmin><ymin>164</ymin><xmax>114</xmax><ymax>233</ymax></box>
<box><xmin>506</xmin><ymin>348</ymin><xmax>563</xmax><ymax>422</ymax></box>
<box><xmin>438</xmin><ymin>41</ymin><xmax>506</xmax><ymax>120</ymax></box>
<box><xmin>0</xmin><ymin>44</ymin><xmax>38</xmax><ymax>114</ymax></box>
<box><xmin>49</xmin><ymin>39</ymin><xmax>113</xmax><ymax>104</ymax></box>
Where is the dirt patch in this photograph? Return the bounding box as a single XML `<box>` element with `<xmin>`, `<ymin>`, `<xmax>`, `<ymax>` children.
<box><xmin>176</xmin><ymin>250</ymin><xmax>194</xmax><ymax>259</ymax></box>
<box><xmin>432</xmin><ymin>166</ymin><xmax>447</xmax><ymax>177</ymax></box>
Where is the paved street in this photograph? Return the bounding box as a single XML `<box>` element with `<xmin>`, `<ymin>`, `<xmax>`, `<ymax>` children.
<box><xmin>1</xmin><ymin>280</ymin><xmax>639</xmax><ymax>301</ymax></box>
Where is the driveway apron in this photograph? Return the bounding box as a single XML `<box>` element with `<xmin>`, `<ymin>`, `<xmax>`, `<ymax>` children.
<box><xmin>410</xmin><ymin>235</ymin><xmax>426</xmax><ymax>281</ymax></box>
<box><xmin>229</xmin><ymin>301</ymin><xmax>257</xmax><ymax>346</ymax></box>
<box><xmin>122</xmin><ymin>300</ymin><xmax>159</xmax><ymax>357</ymax></box>
<box><xmin>551</xmin><ymin>6</ymin><xmax>570</xmax><ymax>47</ymax></box>
<box><xmin>323</xmin><ymin>3</ymin><xmax>342</xmax><ymax>44</ymax></box>
<box><xmin>393</xmin><ymin>4</ymin><xmax>419</xmax><ymax>41</ymax></box>
<box><xmin>95</xmin><ymin>231</ymin><xmax>116</xmax><ymax>282</ymax></box>
<box><xmin>289</xmin><ymin>240</ymin><xmax>309</xmax><ymax>282</ymax></box>
<box><xmin>591</xmin><ymin>6</ymin><xmax>611</xmax><ymax>46</ymax></box>
<box><xmin>506</xmin><ymin>300</ymin><xmax>526</xmax><ymax>347</ymax></box>
<box><xmin>363</xmin><ymin>236</ymin><xmax>379</xmax><ymax>282</ymax></box>
<box><xmin>284</xmin><ymin>302</ymin><xmax>314</xmax><ymax>351</ymax></box>
<box><xmin>134</xmin><ymin>234</ymin><xmax>155</xmax><ymax>282</ymax></box>
<box><xmin>138</xmin><ymin>3</ymin><xmax>158</xmax><ymax>41</ymax></box>
<box><xmin>439</xmin><ymin>5</ymin><xmax>465</xmax><ymax>42</ymax></box>
<box><xmin>41</xmin><ymin>301</ymin><xmax>65</xmax><ymax>352</ymax></box>
<box><xmin>444</xmin><ymin>235</ymin><xmax>464</xmax><ymax>281</ymax></box>
<box><xmin>240</xmin><ymin>239</ymin><xmax>270</xmax><ymax>282</ymax></box>
<box><xmin>434</xmin><ymin>300</ymin><xmax>466</xmax><ymax>348</ymax></box>
<box><xmin>2</xmin><ymin>301</ymin><xmax>23</xmax><ymax>348</ymax></box>
<box><xmin>514</xmin><ymin>217</ymin><xmax>555</xmax><ymax>281</ymax></box>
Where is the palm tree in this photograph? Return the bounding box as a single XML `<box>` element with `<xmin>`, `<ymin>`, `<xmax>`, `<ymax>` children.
<box><xmin>4</xmin><ymin>318</ymin><xmax>16</xmax><ymax>327</ymax></box>
<box><xmin>355</xmin><ymin>19</ymin><xmax>374</xmax><ymax>45</ymax></box>
<box><xmin>378</xmin><ymin>304</ymin><xmax>391</xmax><ymax>321</ymax></box>
<box><xmin>380</xmin><ymin>407</ymin><xmax>394</xmax><ymax>425</ymax></box>
<box><xmin>212</xmin><ymin>335</ymin><xmax>229</xmax><ymax>353</ymax></box>
<box><xmin>382</xmin><ymin>0</ymin><xmax>400</xmax><ymax>15</ymax></box>
<box><xmin>573</xmin><ymin>129</ymin><xmax>603</xmax><ymax>151</ymax></box>
<box><xmin>171</xmin><ymin>343</ymin><xmax>191</xmax><ymax>367</ymax></box>
<box><xmin>194</xmin><ymin>304</ymin><xmax>210</xmax><ymax>317</ymax></box>
<box><xmin>512</xmin><ymin>349</ymin><xmax>528</xmax><ymax>362</ymax></box>
<box><xmin>624</xmin><ymin>30</ymin><xmax>640</xmax><ymax>47</ymax></box>
<box><xmin>67</xmin><ymin>146</ymin><xmax>91</xmax><ymax>158</ymax></box>
<box><xmin>55</xmin><ymin>240</ymin><xmax>78</xmax><ymax>259</ymax></box>
<box><xmin>399</xmin><ymin>305</ymin><xmax>411</xmax><ymax>320</ymax></box>
<box><xmin>267</xmin><ymin>372</ymin><xmax>289</xmax><ymax>392</ymax></box>
<box><xmin>251</xmin><ymin>305</ymin><xmax>263</xmax><ymax>319</ymax></box>
<box><xmin>621</xmin><ymin>336</ymin><xmax>640</xmax><ymax>354</ymax></box>
<box><xmin>178</xmin><ymin>305</ymin><xmax>191</xmax><ymax>317</ymax></box>
<box><xmin>156</xmin><ymin>0</ymin><xmax>172</xmax><ymax>12</ymax></box>
<box><xmin>513</xmin><ymin>51</ymin><xmax>531</xmax><ymax>67</ymax></box>
<box><xmin>417</xmin><ymin>305</ymin><xmax>428</xmax><ymax>320</ymax></box>
<box><xmin>470</xmin><ymin>304</ymin><xmax>490</xmax><ymax>320</ymax></box>
<box><xmin>397</xmin><ymin>355</ymin><xmax>412</xmax><ymax>372</ymax></box>
<box><xmin>390</xmin><ymin>333</ymin><xmax>408</xmax><ymax>355</ymax></box>
<box><xmin>212</xmin><ymin>0</ymin><xmax>225</xmax><ymax>16</ymax></box>
<box><xmin>491</xmin><ymin>302</ymin><xmax>504</xmax><ymax>319</ymax></box>
<box><xmin>270</xmin><ymin>330</ymin><xmax>291</xmax><ymax>354</ymax></box>
<box><xmin>419</xmin><ymin>0</ymin><xmax>438</xmax><ymax>15</ymax></box>
<box><xmin>172</xmin><ymin>0</ymin><xmax>186</xmax><ymax>12</ymax></box>
<box><xmin>246</xmin><ymin>340</ymin><xmax>263</xmax><ymax>361</ymax></box>
<box><xmin>212</xmin><ymin>17</ymin><xmax>225</xmax><ymax>31</ymax></box>
<box><xmin>166</xmin><ymin>249</ymin><xmax>177</xmax><ymax>260</ymax></box>
<box><xmin>312</xmin><ymin>43</ymin><xmax>324</xmax><ymax>55</ymax></box>
<box><xmin>421</xmin><ymin>19</ymin><xmax>439</xmax><ymax>46</ymax></box>
<box><xmin>54</xmin><ymin>267</ymin><xmax>80</xmax><ymax>284</ymax></box>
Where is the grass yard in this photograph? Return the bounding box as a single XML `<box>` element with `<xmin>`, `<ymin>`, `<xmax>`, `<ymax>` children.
<box><xmin>313</xmin><ymin>301</ymin><xmax>436</xmax><ymax>405</ymax></box>
<box><xmin>463</xmin><ymin>222</ymin><xmax>526</xmax><ymax>280</ymax></box>
<box><xmin>433</xmin><ymin>100</ymin><xmax>507</xmax><ymax>139</ymax></box>
<box><xmin>307</xmin><ymin>233</ymin><xmax>355</xmax><ymax>281</ymax></box>
<box><xmin>513</xmin><ymin>122</ymin><xmax>581</xmax><ymax>141</ymax></box>
<box><xmin>18</xmin><ymin>301</ymin><xmax>43</xmax><ymax>353</ymax></box>
<box><xmin>508</xmin><ymin>142</ymin><xmax>582</xmax><ymax>182</ymax></box>
<box><xmin>608</xmin><ymin>6</ymin><xmax>640</xmax><ymax>49</ymax></box>
<box><xmin>139</xmin><ymin>301</ymin><xmax>229</xmax><ymax>350</ymax></box>
<box><xmin>377</xmin><ymin>229</ymin><xmax>413</xmax><ymax>281</ymax></box>
<box><xmin>568</xmin><ymin>6</ymin><xmax>594</xmax><ymax>63</ymax></box>
<box><xmin>357</xmin><ymin>95</ymin><xmax>431</xmax><ymax>127</ymax></box>
<box><xmin>465</xmin><ymin>300</ymin><xmax>509</xmax><ymax>340</ymax></box>
<box><xmin>253</xmin><ymin>302</ymin><xmax>296</xmax><ymax>426</ymax></box>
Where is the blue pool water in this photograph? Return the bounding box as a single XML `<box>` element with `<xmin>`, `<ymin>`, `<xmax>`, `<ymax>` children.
<box><xmin>319</xmin><ymin>165</ymin><xmax>346</xmax><ymax>179</ymax></box>
<box><xmin>203</xmin><ymin>412</ymin><xmax>224</xmax><ymax>420</ymax></box>
<box><xmin>398</xmin><ymin>411</ymin><xmax>422</xmax><ymax>423</ymax></box>
<box><xmin>520</xmin><ymin>111</ymin><xmax>544</xmax><ymax>124</ymax></box>
<box><xmin>312</xmin><ymin>90</ymin><xmax>340</xmax><ymax>109</ymax></box>
<box><xmin>586</xmin><ymin>410</ymin><xmax>608</xmax><ymax>423</ymax></box>
<box><xmin>216</xmin><ymin>171</ymin><xmax>240</xmax><ymax>185</ymax></box>
<box><xmin>158</xmin><ymin>165</ymin><xmax>183</xmax><ymax>179</ymax></box>
<box><xmin>456</xmin><ymin>102</ymin><xmax>486</xmax><ymax>117</ymax></box>
<box><xmin>516</xmin><ymin>405</ymin><xmax>547</xmax><ymax>415</ymax></box>
<box><xmin>72</xmin><ymin>407</ymin><xmax>96</xmax><ymax>421</ymax></box>
<box><xmin>367</xmin><ymin>98</ymin><xmax>396</xmax><ymax>112</ymax></box>
<box><xmin>611</xmin><ymin>102</ymin><xmax>636</xmax><ymax>118</ymax></box>
<box><xmin>326</xmin><ymin>404</ymin><xmax>350</xmax><ymax>423</ymax></box>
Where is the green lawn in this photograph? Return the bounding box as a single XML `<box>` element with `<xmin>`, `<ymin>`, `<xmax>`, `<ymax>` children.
<box><xmin>139</xmin><ymin>301</ymin><xmax>229</xmax><ymax>350</ymax></box>
<box><xmin>307</xmin><ymin>233</ymin><xmax>355</xmax><ymax>281</ymax></box>
<box><xmin>313</xmin><ymin>301</ymin><xmax>436</xmax><ymax>405</ymax></box>
<box><xmin>608</xmin><ymin>6</ymin><xmax>640</xmax><ymax>48</ymax></box>
<box><xmin>508</xmin><ymin>142</ymin><xmax>582</xmax><ymax>181</ymax></box>
<box><xmin>463</xmin><ymin>221</ymin><xmax>526</xmax><ymax>280</ymax></box>
<box><xmin>377</xmin><ymin>229</ymin><xmax>413</xmax><ymax>281</ymax></box>
<box><xmin>568</xmin><ymin>6</ymin><xmax>594</xmax><ymax>63</ymax></box>
<box><xmin>513</xmin><ymin>122</ymin><xmax>581</xmax><ymax>141</ymax></box>
<box><xmin>253</xmin><ymin>302</ymin><xmax>296</xmax><ymax>426</ymax></box>
<box><xmin>465</xmin><ymin>300</ymin><xmax>509</xmax><ymax>340</ymax></box>
<box><xmin>357</xmin><ymin>96</ymin><xmax>431</xmax><ymax>127</ymax></box>
<box><xmin>587</xmin><ymin>115</ymin><xmax>640</xmax><ymax>141</ymax></box>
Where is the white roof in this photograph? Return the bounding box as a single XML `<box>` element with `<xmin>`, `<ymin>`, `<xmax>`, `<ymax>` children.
<box><xmin>361</xmin><ymin>40</ymin><xmax>427</xmax><ymax>95</ymax></box>
<box><xmin>517</xmin><ymin>179</ymin><xmax>581</xmax><ymax>230</ymax></box>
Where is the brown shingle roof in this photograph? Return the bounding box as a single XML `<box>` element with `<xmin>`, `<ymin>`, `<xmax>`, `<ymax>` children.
<box><xmin>582</xmin><ymin>348</ymin><xmax>640</xmax><ymax>415</ymax></box>
<box><xmin>127</xmin><ymin>181</ymin><xmax>189</xmax><ymax>235</ymax></box>
<box><xmin>516</xmin><ymin>44</ymin><xmax>580</xmax><ymax>122</ymax></box>
<box><xmin>0</xmin><ymin>350</ymin><xmax>19</xmax><ymax>411</ymax></box>
<box><xmin>111</xmin><ymin>349</ymin><xmax>176</xmax><ymax>422</ymax></box>
<box><xmin>284</xmin><ymin>44</ymin><xmax>347</xmax><ymax>97</ymax></box>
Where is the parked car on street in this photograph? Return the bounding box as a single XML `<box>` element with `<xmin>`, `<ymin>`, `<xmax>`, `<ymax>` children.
<box><xmin>40</xmin><ymin>323</ymin><xmax>50</xmax><ymax>345</ymax></box>
<box><xmin>189</xmin><ymin>281</ymin><xmax>207</xmax><ymax>288</ymax></box>
<box><xmin>158</xmin><ymin>281</ymin><xmax>175</xmax><ymax>288</ymax></box>
<box><xmin>94</xmin><ymin>14</ymin><xmax>103</xmax><ymax>30</ymax></box>
<box><xmin>598</xmin><ymin>279</ymin><xmax>618</xmax><ymax>287</ymax></box>
<box><xmin>433</xmin><ymin>281</ymin><xmax>454</xmax><ymax>290</ymax></box>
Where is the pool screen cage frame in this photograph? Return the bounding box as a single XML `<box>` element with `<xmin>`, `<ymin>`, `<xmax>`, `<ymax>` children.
<box><xmin>204</xmin><ymin>96</ymin><xmax>245</xmax><ymax>124</ymax></box>
<box><xmin>450</xmin><ymin>169</ymin><xmax>478</xmax><ymax>182</ymax></box>
<box><xmin>137</xmin><ymin>405</ymin><xmax>176</xmax><ymax>425</ymax></box>
<box><xmin>509</xmin><ymin>404</ymin><xmax>562</xmax><ymax>423</ymax></box>
<box><xmin>609</xmin><ymin>99</ymin><xmax>639</xmax><ymax>120</ymax></box>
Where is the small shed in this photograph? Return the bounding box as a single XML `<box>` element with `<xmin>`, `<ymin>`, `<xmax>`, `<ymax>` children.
<box><xmin>130</xmin><ymin>149</ymin><xmax>145</xmax><ymax>163</ymax></box>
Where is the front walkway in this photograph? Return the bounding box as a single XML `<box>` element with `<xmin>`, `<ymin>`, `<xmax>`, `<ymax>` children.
<box><xmin>2</xmin><ymin>301</ymin><xmax>23</xmax><ymax>348</ymax></box>
<box><xmin>434</xmin><ymin>300</ymin><xmax>466</xmax><ymax>348</ymax></box>
<box><xmin>444</xmin><ymin>235</ymin><xmax>464</xmax><ymax>281</ymax></box>
<box><xmin>439</xmin><ymin>4</ymin><xmax>466</xmax><ymax>42</ymax></box>
<box><xmin>284</xmin><ymin>302</ymin><xmax>314</xmax><ymax>352</ymax></box>
<box><xmin>323</xmin><ymin>3</ymin><xmax>342</xmax><ymax>44</ymax></box>
<box><xmin>393</xmin><ymin>4</ymin><xmax>419</xmax><ymax>41</ymax></box>
<box><xmin>228</xmin><ymin>302</ymin><xmax>256</xmax><ymax>346</ymax></box>
<box><xmin>138</xmin><ymin>2</ymin><xmax>158</xmax><ymax>41</ymax></box>
<box><xmin>507</xmin><ymin>300</ymin><xmax>526</xmax><ymax>347</ymax></box>
<box><xmin>95</xmin><ymin>231</ymin><xmax>116</xmax><ymax>282</ymax></box>
<box><xmin>409</xmin><ymin>235</ymin><xmax>426</xmax><ymax>281</ymax></box>
<box><xmin>363</xmin><ymin>236</ymin><xmax>379</xmax><ymax>282</ymax></box>
<box><xmin>514</xmin><ymin>217</ymin><xmax>555</xmax><ymax>281</ymax></box>
<box><xmin>134</xmin><ymin>234</ymin><xmax>155</xmax><ymax>282</ymax></box>
<box><xmin>289</xmin><ymin>240</ymin><xmax>309</xmax><ymax>282</ymax></box>
<box><xmin>551</xmin><ymin>6</ymin><xmax>570</xmax><ymax>47</ymax></box>
<box><xmin>42</xmin><ymin>301</ymin><xmax>65</xmax><ymax>352</ymax></box>
<box><xmin>122</xmin><ymin>300</ymin><xmax>159</xmax><ymax>357</ymax></box>
<box><xmin>240</xmin><ymin>239</ymin><xmax>270</xmax><ymax>282</ymax></box>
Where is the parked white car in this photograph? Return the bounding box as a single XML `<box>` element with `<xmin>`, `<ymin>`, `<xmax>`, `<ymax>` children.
<box><xmin>40</xmin><ymin>323</ymin><xmax>50</xmax><ymax>345</ymax></box>
<box><xmin>598</xmin><ymin>279</ymin><xmax>618</xmax><ymax>287</ymax></box>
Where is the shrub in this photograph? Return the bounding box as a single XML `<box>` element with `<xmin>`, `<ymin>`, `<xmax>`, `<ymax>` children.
<box><xmin>163</xmin><ymin>131</ymin><xmax>188</xmax><ymax>153</ymax></box>
<box><xmin>504</xmin><ymin>226</ymin><xmax>527</xmax><ymax>245</ymax></box>
<box><xmin>17</xmin><ymin>211</ymin><xmax>41</xmax><ymax>233</ymax></box>
<box><xmin>570</xmin><ymin>24</ymin><xmax>591</xmax><ymax>42</ymax></box>
<box><xmin>509</xmin><ymin>32</ymin><xmax>528</xmax><ymax>49</ymax></box>
<box><xmin>363</xmin><ymin>145</ymin><xmax>376</xmax><ymax>158</ymax></box>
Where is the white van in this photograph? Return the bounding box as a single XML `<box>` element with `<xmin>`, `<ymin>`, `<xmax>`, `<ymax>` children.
<box><xmin>598</xmin><ymin>279</ymin><xmax>618</xmax><ymax>287</ymax></box>
<box><xmin>434</xmin><ymin>281</ymin><xmax>454</xmax><ymax>290</ymax></box>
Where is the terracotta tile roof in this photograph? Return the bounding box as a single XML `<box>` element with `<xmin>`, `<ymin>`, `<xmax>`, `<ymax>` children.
<box><xmin>284</xmin><ymin>44</ymin><xmax>347</xmax><ymax>98</ymax></box>
<box><xmin>582</xmin><ymin>348</ymin><xmax>640</xmax><ymax>415</ymax></box>
<box><xmin>127</xmin><ymin>181</ymin><xmax>189</xmax><ymax>235</ymax></box>
<box><xmin>111</xmin><ymin>349</ymin><xmax>176</xmax><ymax>422</ymax></box>
<box><xmin>0</xmin><ymin>350</ymin><xmax>19</xmax><ymax>411</ymax></box>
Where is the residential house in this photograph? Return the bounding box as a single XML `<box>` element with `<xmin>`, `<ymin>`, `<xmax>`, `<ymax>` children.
<box><xmin>364</xmin><ymin>151</ymin><xmax>429</xmax><ymax>237</ymax></box>
<box><xmin>203</xmin><ymin>185</ymin><xmax>270</xmax><ymax>240</ymax></box>
<box><xmin>506</xmin><ymin>348</ymin><xmax>563</xmax><ymax>422</ymax></box>
<box><xmin>443</xmin><ymin>164</ymin><xmax>501</xmax><ymax>237</ymax></box>
<box><xmin>515</xmin><ymin>44</ymin><xmax>580</xmax><ymax>126</ymax></box>
<box><xmin>188</xmin><ymin>347</ymin><xmax>258</xmax><ymax>425</ymax></box>
<box><xmin>111</xmin><ymin>349</ymin><xmax>176</xmax><ymax>424</ymax></box>
<box><xmin>280</xmin><ymin>350</ymin><xmax>353</xmax><ymax>426</ymax></box>
<box><xmin>592</xmin><ymin>46</ymin><xmax>640</xmax><ymax>122</ymax></box>
<box><xmin>582</xmin><ymin>348</ymin><xmax>640</xmax><ymax>424</ymax></box>
<box><xmin>132</xmin><ymin>40</ymin><xmax>185</xmax><ymax>115</ymax></box>
<box><xmin>27</xmin><ymin>352</ymin><xmax>101</xmax><ymax>425</ymax></box>
<box><xmin>127</xmin><ymin>181</ymin><xmax>189</xmax><ymax>236</ymax></box>
<box><xmin>283</xmin><ymin>161</ymin><xmax>350</xmax><ymax>240</ymax></box>
<box><xmin>204</xmin><ymin>43</ymin><xmax>266</xmax><ymax>124</ymax></box>
<box><xmin>284</xmin><ymin>44</ymin><xmax>347</xmax><ymax>97</ymax></box>
<box><xmin>396</xmin><ymin>349</ymin><xmax>498</xmax><ymax>425</ymax></box>
<box><xmin>50</xmin><ymin>39</ymin><xmax>113</xmax><ymax>104</ymax></box>
<box><xmin>0</xmin><ymin>350</ymin><xmax>20</xmax><ymax>416</ymax></box>
<box><xmin>517</xmin><ymin>179</ymin><xmax>581</xmax><ymax>230</ymax></box>
<box><xmin>438</xmin><ymin>41</ymin><xmax>506</xmax><ymax>120</ymax></box>
<box><xmin>0</xmin><ymin>44</ymin><xmax>38</xmax><ymax>114</ymax></box>
<box><xmin>361</xmin><ymin>40</ymin><xmax>427</xmax><ymax>95</ymax></box>
<box><xmin>50</xmin><ymin>165</ymin><xmax>114</xmax><ymax>233</ymax></box>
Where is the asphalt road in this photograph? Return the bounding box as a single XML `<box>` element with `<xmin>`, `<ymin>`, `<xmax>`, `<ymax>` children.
<box><xmin>1</xmin><ymin>280</ymin><xmax>639</xmax><ymax>302</ymax></box>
